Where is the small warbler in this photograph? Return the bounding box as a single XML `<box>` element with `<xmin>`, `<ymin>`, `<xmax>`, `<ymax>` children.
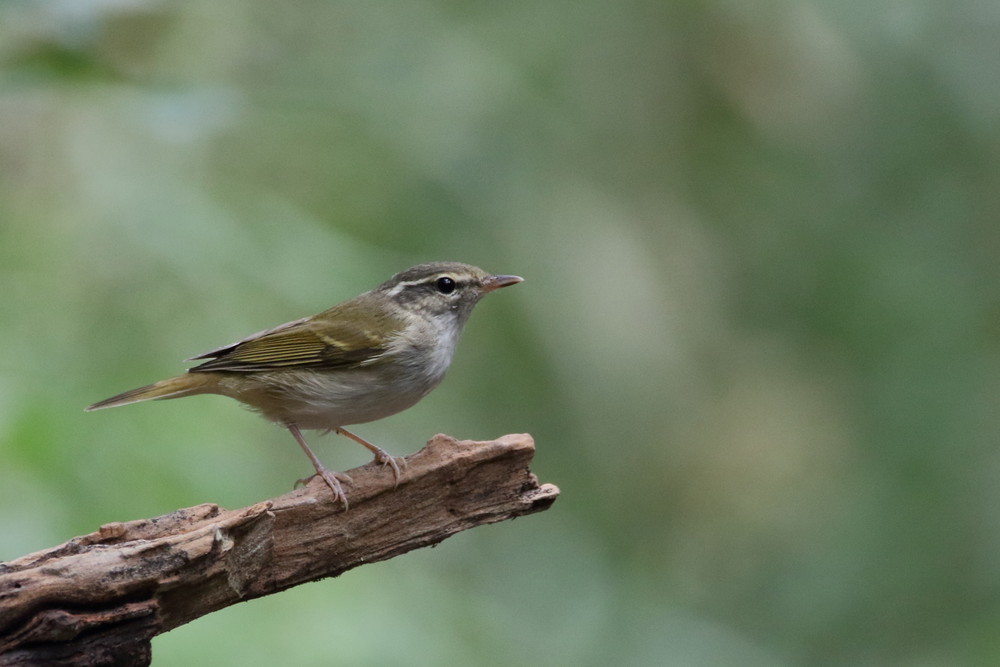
<box><xmin>87</xmin><ymin>262</ymin><xmax>523</xmax><ymax>508</ymax></box>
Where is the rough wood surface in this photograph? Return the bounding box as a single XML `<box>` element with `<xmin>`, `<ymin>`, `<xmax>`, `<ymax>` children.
<box><xmin>0</xmin><ymin>433</ymin><xmax>558</xmax><ymax>666</ymax></box>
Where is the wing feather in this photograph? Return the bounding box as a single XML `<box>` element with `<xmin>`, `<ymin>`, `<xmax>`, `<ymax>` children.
<box><xmin>187</xmin><ymin>315</ymin><xmax>386</xmax><ymax>373</ymax></box>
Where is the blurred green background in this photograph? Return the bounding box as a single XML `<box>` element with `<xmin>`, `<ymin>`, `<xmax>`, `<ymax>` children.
<box><xmin>2</xmin><ymin>1</ymin><xmax>999</xmax><ymax>664</ymax></box>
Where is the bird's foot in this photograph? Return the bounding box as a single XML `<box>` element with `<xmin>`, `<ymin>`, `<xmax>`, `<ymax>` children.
<box><xmin>371</xmin><ymin>449</ymin><xmax>407</xmax><ymax>488</ymax></box>
<box><xmin>294</xmin><ymin>468</ymin><xmax>352</xmax><ymax>508</ymax></box>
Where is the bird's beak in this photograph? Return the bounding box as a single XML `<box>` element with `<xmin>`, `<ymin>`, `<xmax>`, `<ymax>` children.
<box><xmin>481</xmin><ymin>274</ymin><xmax>524</xmax><ymax>292</ymax></box>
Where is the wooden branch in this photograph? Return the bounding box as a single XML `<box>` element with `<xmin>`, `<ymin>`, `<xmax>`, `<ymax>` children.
<box><xmin>0</xmin><ymin>433</ymin><xmax>558</xmax><ymax>666</ymax></box>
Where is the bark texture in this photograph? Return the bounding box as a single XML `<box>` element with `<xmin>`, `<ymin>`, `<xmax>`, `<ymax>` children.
<box><xmin>0</xmin><ymin>433</ymin><xmax>558</xmax><ymax>666</ymax></box>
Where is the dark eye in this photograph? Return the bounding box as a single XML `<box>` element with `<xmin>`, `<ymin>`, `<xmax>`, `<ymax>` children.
<box><xmin>435</xmin><ymin>276</ymin><xmax>456</xmax><ymax>294</ymax></box>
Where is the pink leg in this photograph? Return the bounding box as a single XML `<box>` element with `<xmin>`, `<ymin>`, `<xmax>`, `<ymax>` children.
<box><xmin>287</xmin><ymin>423</ymin><xmax>350</xmax><ymax>509</ymax></box>
<box><xmin>335</xmin><ymin>427</ymin><xmax>405</xmax><ymax>488</ymax></box>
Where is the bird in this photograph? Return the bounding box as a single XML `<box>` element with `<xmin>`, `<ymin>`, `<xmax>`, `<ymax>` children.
<box><xmin>86</xmin><ymin>261</ymin><xmax>523</xmax><ymax>508</ymax></box>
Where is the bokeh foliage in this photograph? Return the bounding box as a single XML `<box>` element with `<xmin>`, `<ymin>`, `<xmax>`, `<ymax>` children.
<box><xmin>2</xmin><ymin>1</ymin><xmax>999</xmax><ymax>664</ymax></box>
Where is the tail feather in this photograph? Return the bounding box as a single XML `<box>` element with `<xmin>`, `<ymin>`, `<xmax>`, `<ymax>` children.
<box><xmin>86</xmin><ymin>374</ymin><xmax>212</xmax><ymax>411</ymax></box>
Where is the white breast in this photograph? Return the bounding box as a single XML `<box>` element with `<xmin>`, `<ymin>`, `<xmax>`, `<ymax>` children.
<box><xmin>220</xmin><ymin>311</ymin><xmax>464</xmax><ymax>431</ymax></box>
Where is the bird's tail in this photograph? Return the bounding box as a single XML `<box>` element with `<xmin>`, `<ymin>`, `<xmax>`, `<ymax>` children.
<box><xmin>85</xmin><ymin>374</ymin><xmax>214</xmax><ymax>411</ymax></box>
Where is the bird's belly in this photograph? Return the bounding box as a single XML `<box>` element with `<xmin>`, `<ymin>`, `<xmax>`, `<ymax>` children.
<box><xmin>217</xmin><ymin>367</ymin><xmax>441</xmax><ymax>430</ymax></box>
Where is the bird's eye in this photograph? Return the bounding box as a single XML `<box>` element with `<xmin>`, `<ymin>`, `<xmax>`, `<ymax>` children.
<box><xmin>435</xmin><ymin>276</ymin><xmax>456</xmax><ymax>294</ymax></box>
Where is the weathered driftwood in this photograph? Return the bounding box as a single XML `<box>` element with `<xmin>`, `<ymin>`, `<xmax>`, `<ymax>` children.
<box><xmin>0</xmin><ymin>433</ymin><xmax>558</xmax><ymax>666</ymax></box>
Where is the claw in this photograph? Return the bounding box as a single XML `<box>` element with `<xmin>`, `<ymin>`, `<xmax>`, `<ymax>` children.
<box><xmin>372</xmin><ymin>450</ymin><xmax>406</xmax><ymax>488</ymax></box>
<box><xmin>294</xmin><ymin>469</ymin><xmax>352</xmax><ymax>489</ymax></box>
<box><xmin>335</xmin><ymin>427</ymin><xmax>407</xmax><ymax>488</ymax></box>
<box><xmin>287</xmin><ymin>423</ymin><xmax>351</xmax><ymax>510</ymax></box>
<box><xmin>286</xmin><ymin>424</ymin><xmax>406</xmax><ymax>508</ymax></box>
<box><xmin>315</xmin><ymin>469</ymin><xmax>349</xmax><ymax>509</ymax></box>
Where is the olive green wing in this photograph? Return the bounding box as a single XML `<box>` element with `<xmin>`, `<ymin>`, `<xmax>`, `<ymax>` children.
<box><xmin>187</xmin><ymin>315</ymin><xmax>387</xmax><ymax>372</ymax></box>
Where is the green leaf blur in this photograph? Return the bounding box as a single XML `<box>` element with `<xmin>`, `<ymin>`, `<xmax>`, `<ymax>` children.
<box><xmin>1</xmin><ymin>1</ymin><xmax>998</xmax><ymax>665</ymax></box>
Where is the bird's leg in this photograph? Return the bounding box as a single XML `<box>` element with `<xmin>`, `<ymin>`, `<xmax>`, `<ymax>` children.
<box><xmin>334</xmin><ymin>427</ymin><xmax>406</xmax><ymax>488</ymax></box>
<box><xmin>287</xmin><ymin>423</ymin><xmax>350</xmax><ymax>508</ymax></box>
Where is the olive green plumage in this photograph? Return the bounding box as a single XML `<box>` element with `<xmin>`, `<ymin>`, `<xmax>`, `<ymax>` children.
<box><xmin>87</xmin><ymin>262</ymin><xmax>523</xmax><ymax>507</ymax></box>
